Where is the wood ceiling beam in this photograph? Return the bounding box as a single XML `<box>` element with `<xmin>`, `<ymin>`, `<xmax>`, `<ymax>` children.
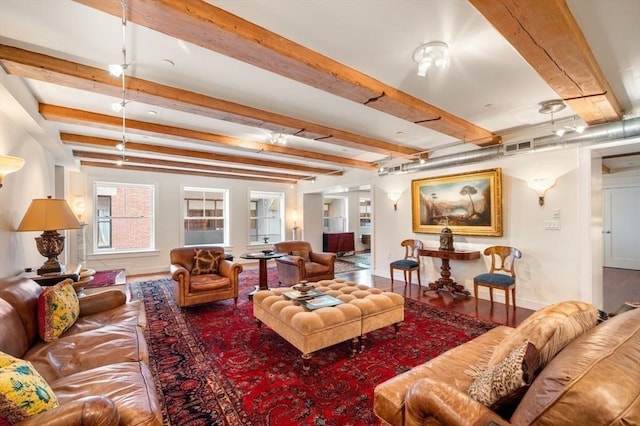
<box><xmin>61</xmin><ymin>133</ymin><xmax>341</xmax><ymax>176</ymax></box>
<box><xmin>469</xmin><ymin>0</ymin><xmax>622</xmax><ymax>125</ymax></box>
<box><xmin>0</xmin><ymin>44</ymin><xmax>419</xmax><ymax>158</ymax></box>
<box><xmin>41</xmin><ymin>104</ymin><xmax>372</xmax><ymax>169</ymax></box>
<box><xmin>80</xmin><ymin>160</ymin><xmax>296</xmax><ymax>184</ymax></box>
<box><xmin>72</xmin><ymin>150</ymin><xmax>306</xmax><ymax>181</ymax></box>
<box><xmin>73</xmin><ymin>0</ymin><xmax>499</xmax><ymax>145</ymax></box>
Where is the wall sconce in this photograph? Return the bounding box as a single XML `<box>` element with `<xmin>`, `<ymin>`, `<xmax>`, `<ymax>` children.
<box><xmin>527</xmin><ymin>178</ymin><xmax>556</xmax><ymax>206</ymax></box>
<box><xmin>17</xmin><ymin>196</ymin><xmax>82</xmax><ymax>274</ymax></box>
<box><xmin>72</xmin><ymin>196</ymin><xmax>86</xmax><ymax>222</ymax></box>
<box><xmin>412</xmin><ymin>41</ymin><xmax>449</xmax><ymax>77</ymax></box>
<box><xmin>0</xmin><ymin>155</ymin><xmax>25</xmax><ymax>188</ymax></box>
<box><xmin>387</xmin><ymin>192</ymin><xmax>401</xmax><ymax>211</ymax></box>
<box><xmin>292</xmin><ymin>209</ymin><xmax>299</xmax><ymax>239</ymax></box>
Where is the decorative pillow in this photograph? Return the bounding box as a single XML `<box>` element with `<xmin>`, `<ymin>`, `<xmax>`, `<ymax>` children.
<box><xmin>468</xmin><ymin>342</ymin><xmax>539</xmax><ymax>418</ymax></box>
<box><xmin>0</xmin><ymin>351</ymin><xmax>58</xmax><ymax>424</ymax></box>
<box><xmin>487</xmin><ymin>300</ymin><xmax>598</xmax><ymax>369</ymax></box>
<box><xmin>191</xmin><ymin>249</ymin><xmax>221</xmax><ymax>276</ymax></box>
<box><xmin>291</xmin><ymin>249</ymin><xmax>310</xmax><ymax>262</ymax></box>
<box><xmin>37</xmin><ymin>279</ymin><xmax>80</xmax><ymax>343</ymax></box>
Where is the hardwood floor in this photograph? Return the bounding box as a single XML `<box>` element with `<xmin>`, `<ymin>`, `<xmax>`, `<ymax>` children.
<box><xmin>603</xmin><ymin>267</ymin><xmax>640</xmax><ymax>314</ymax></box>
<box><xmin>129</xmin><ymin>266</ymin><xmax>534</xmax><ymax>328</ymax></box>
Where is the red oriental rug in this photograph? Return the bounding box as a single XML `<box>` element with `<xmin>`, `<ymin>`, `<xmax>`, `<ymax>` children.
<box><xmin>84</xmin><ymin>269</ymin><xmax>125</xmax><ymax>289</ymax></box>
<box><xmin>131</xmin><ymin>276</ymin><xmax>497</xmax><ymax>425</ymax></box>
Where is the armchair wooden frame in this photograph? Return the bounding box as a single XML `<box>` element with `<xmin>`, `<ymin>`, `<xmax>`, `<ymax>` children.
<box><xmin>389</xmin><ymin>239</ymin><xmax>424</xmax><ymax>291</ymax></box>
<box><xmin>473</xmin><ymin>245</ymin><xmax>522</xmax><ymax>314</ymax></box>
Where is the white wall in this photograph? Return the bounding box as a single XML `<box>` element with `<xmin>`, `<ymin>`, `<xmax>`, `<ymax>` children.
<box><xmin>0</xmin><ymin>110</ymin><xmax>55</xmax><ymax>278</ymax></box>
<box><xmin>67</xmin><ymin>166</ymin><xmax>297</xmax><ymax>275</ymax></box>
<box><xmin>300</xmin><ymin>148</ymin><xmax>587</xmax><ymax>311</ymax></box>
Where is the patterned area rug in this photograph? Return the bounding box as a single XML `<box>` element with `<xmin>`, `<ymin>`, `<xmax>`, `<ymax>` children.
<box><xmin>84</xmin><ymin>269</ymin><xmax>125</xmax><ymax>289</ymax></box>
<box><xmin>131</xmin><ymin>278</ymin><xmax>497</xmax><ymax>425</ymax></box>
<box><xmin>339</xmin><ymin>253</ymin><xmax>371</xmax><ymax>267</ymax></box>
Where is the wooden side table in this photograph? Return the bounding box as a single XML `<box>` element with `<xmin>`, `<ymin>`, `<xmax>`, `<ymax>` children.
<box><xmin>21</xmin><ymin>264</ymin><xmax>82</xmax><ymax>286</ymax></box>
<box><xmin>240</xmin><ymin>252</ymin><xmax>285</xmax><ymax>299</ymax></box>
<box><xmin>419</xmin><ymin>248</ymin><xmax>480</xmax><ymax>297</ymax></box>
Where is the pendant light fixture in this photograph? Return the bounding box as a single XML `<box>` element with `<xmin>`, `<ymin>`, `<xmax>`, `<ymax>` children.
<box><xmin>108</xmin><ymin>0</ymin><xmax>130</xmax><ymax>166</ymax></box>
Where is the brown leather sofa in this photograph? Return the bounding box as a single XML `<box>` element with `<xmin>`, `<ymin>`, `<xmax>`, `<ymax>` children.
<box><xmin>273</xmin><ymin>240</ymin><xmax>336</xmax><ymax>285</ymax></box>
<box><xmin>0</xmin><ymin>276</ymin><xmax>162</xmax><ymax>425</ymax></box>
<box><xmin>374</xmin><ymin>302</ymin><xmax>640</xmax><ymax>425</ymax></box>
<box><xmin>170</xmin><ymin>246</ymin><xmax>243</xmax><ymax>307</ymax></box>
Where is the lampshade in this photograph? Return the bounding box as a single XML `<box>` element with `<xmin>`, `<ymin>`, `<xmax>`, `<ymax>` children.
<box><xmin>0</xmin><ymin>155</ymin><xmax>25</xmax><ymax>188</ymax></box>
<box><xmin>526</xmin><ymin>178</ymin><xmax>556</xmax><ymax>197</ymax></box>
<box><xmin>18</xmin><ymin>197</ymin><xmax>82</xmax><ymax>231</ymax></box>
<box><xmin>527</xmin><ymin>178</ymin><xmax>556</xmax><ymax>206</ymax></box>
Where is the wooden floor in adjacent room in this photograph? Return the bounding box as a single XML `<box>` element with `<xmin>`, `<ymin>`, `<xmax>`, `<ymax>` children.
<box><xmin>130</xmin><ymin>266</ymin><xmax>534</xmax><ymax>328</ymax></box>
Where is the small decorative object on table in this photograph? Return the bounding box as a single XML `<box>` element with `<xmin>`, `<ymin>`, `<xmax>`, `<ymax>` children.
<box><xmin>439</xmin><ymin>219</ymin><xmax>454</xmax><ymax>251</ymax></box>
<box><xmin>293</xmin><ymin>281</ymin><xmax>314</xmax><ymax>293</ymax></box>
<box><xmin>261</xmin><ymin>249</ymin><xmax>273</xmax><ymax>255</ymax></box>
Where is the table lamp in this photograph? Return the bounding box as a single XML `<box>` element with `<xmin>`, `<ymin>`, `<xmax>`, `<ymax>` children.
<box><xmin>17</xmin><ymin>196</ymin><xmax>82</xmax><ymax>275</ymax></box>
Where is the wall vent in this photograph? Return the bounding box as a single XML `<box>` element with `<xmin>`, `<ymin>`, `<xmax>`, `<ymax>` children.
<box><xmin>503</xmin><ymin>140</ymin><xmax>533</xmax><ymax>155</ymax></box>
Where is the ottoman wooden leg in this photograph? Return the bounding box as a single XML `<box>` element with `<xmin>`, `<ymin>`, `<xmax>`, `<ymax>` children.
<box><xmin>394</xmin><ymin>322</ymin><xmax>402</xmax><ymax>336</ymax></box>
<box><xmin>358</xmin><ymin>335</ymin><xmax>366</xmax><ymax>353</ymax></box>
<box><xmin>302</xmin><ymin>353</ymin><xmax>312</xmax><ymax>374</ymax></box>
<box><xmin>255</xmin><ymin>318</ymin><xmax>263</xmax><ymax>330</ymax></box>
<box><xmin>351</xmin><ymin>337</ymin><xmax>361</xmax><ymax>356</ymax></box>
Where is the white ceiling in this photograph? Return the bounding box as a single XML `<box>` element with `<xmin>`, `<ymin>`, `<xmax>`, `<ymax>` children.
<box><xmin>0</xmin><ymin>0</ymin><xmax>639</xmax><ymax>180</ymax></box>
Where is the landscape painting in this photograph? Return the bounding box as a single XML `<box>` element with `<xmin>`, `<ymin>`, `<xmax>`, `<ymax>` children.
<box><xmin>411</xmin><ymin>168</ymin><xmax>502</xmax><ymax>236</ymax></box>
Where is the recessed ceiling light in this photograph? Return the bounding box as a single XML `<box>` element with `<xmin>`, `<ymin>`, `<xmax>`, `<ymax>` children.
<box><xmin>148</xmin><ymin>110</ymin><xmax>157</xmax><ymax>115</ymax></box>
<box><xmin>163</xmin><ymin>59</ymin><xmax>175</xmax><ymax>67</ymax></box>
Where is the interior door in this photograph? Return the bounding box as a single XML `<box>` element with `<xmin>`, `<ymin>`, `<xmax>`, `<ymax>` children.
<box><xmin>603</xmin><ymin>186</ymin><xmax>640</xmax><ymax>269</ymax></box>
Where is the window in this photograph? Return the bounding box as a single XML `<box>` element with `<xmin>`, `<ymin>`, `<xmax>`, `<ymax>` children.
<box><xmin>323</xmin><ymin>197</ymin><xmax>346</xmax><ymax>232</ymax></box>
<box><xmin>94</xmin><ymin>182</ymin><xmax>155</xmax><ymax>252</ymax></box>
<box><xmin>359</xmin><ymin>197</ymin><xmax>371</xmax><ymax>234</ymax></box>
<box><xmin>183</xmin><ymin>187</ymin><xmax>228</xmax><ymax>246</ymax></box>
<box><xmin>249</xmin><ymin>191</ymin><xmax>284</xmax><ymax>244</ymax></box>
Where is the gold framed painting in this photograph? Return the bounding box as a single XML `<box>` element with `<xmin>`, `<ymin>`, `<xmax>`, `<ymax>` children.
<box><xmin>411</xmin><ymin>168</ymin><xmax>503</xmax><ymax>236</ymax></box>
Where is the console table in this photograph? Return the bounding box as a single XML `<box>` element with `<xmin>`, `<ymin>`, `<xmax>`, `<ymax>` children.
<box><xmin>419</xmin><ymin>248</ymin><xmax>480</xmax><ymax>297</ymax></box>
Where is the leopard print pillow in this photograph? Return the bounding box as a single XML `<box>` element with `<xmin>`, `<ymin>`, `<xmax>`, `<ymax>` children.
<box><xmin>191</xmin><ymin>249</ymin><xmax>221</xmax><ymax>276</ymax></box>
<box><xmin>468</xmin><ymin>341</ymin><xmax>539</xmax><ymax>418</ymax></box>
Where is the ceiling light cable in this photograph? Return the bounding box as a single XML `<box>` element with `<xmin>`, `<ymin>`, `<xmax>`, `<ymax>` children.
<box><xmin>116</xmin><ymin>0</ymin><xmax>128</xmax><ymax>166</ymax></box>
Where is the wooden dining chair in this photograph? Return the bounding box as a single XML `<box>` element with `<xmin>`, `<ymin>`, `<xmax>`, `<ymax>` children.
<box><xmin>473</xmin><ymin>246</ymin><xmax>522</xmax><ymax>314</ymax></box>
<box><xmin>389</xmin><ymin>239</ymin><xmax>423</xmax><ymax>291</ymax></box>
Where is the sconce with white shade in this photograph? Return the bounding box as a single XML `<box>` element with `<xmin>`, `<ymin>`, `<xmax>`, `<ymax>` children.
<box><xmin>412</xmin><ymin>41</ymin><xmax>449</xmax><ymax>77</ymax></box>
<box><xmin>527</xmin><ymin>178</ymin><xmax>556</xmax><ymax>206</ymax></box>
<box><xmin>387</xmin><ymin>192</ymin><xmax>402</xmax><ymax>211</ymax></box>
<box><xmin>72</xmin><ymin>196</ymin><xmax>86</xmax><ymax>222</ymax></box>
<box><xmin>0</xmin><ymin>155</ymin><xmax>25</xmax><ymax>188</ymax></box>
<box><xmin>292</xmin><ymin>209</ymin><xmax>299</xmax><ymax>239</ymax></box>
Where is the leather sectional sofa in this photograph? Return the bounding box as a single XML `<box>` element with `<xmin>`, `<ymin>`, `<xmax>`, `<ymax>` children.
<box><xmin>0</xmin><ymin>276</ymin><xmax>162</xmax><ymax>425</ymax></box>
<box><xmin>374</xmin><ymin>300</ymin><xmax>640</xmax><ymax>425</ymax></box>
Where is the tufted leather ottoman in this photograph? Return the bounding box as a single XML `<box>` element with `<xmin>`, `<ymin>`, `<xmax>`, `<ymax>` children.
<box><xmin>253</xmin><ymin>279</ymin><xmax>404</xmax><ymax>371</ymax></box>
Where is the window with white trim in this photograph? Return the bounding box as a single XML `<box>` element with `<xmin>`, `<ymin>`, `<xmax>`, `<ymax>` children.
<box><xmin>94</xmin><ymin>182</ymin><xmax>155</xmax><ymax>252</ymax></box>
<box><xmin>249</xmin><ymin>191</ymin><xmax>284</xmax><ymax>244</ymax></box>
<box><xmin>183</xmin><ymin>187</ymin><xmax>228</xmax><ymax>246</ymax></box>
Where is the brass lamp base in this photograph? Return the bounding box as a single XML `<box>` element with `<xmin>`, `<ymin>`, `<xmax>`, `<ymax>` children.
<box><xmin>35</xmin><ymin>230</ymin><xmax>65</xmax><ymax>275</ymax></box>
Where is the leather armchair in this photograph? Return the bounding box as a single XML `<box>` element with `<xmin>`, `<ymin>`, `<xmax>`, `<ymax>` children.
<box><xmin>170</xmin><ymin>246</ymin><xmax>243</xmax><ymax>308</ymax></box>
<box><xmin>273</xmin><ymin>241</ymin><xmax>337</xmax><ymax>285</ymax></box>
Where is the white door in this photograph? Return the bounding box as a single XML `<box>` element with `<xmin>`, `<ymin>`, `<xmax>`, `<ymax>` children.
<box><xmin>603</xmin><ymin>187</ymin><xmax>640</xmax><ymax>269</ymax></box>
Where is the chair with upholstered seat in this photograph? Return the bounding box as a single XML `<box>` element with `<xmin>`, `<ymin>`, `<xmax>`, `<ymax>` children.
<box><xmin>473</xmin><ymin>246</ymin><xmax>522</xmax><ymax>314</ymax></box>
<box><xmin>170</xmin><ymin>246</ymin><xmax>243</xmax><ymax>308</ymax></box>
<box><xmin>389</xmin><ymin>239</ymin><xmax>423</xmax><ymax>291</ymax></box>
<box><xmin>273</xmin><ymin>240</ymin><xmax>336</xmax><ymax>286</ymax></box>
